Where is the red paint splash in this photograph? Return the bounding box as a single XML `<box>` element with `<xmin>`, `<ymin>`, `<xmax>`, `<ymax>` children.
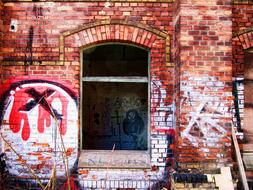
<box><xmin>9</xmin><ymin>87</ymin><xmax>69</xmax><ymax>141</ymax></box>
<box><xmin>9</xmin><ymin>91</ymin><xmax>31</xmax><ymax>141</ymax></box>
<box><xmin>61</xmin><ymin>176</ymin><xmax>79</xmax><ymax>190</ymax></box>
<box><xmin>37</xmin><ymin>105</ymin><xmax>51</xmax><ymax>133</ymax></box>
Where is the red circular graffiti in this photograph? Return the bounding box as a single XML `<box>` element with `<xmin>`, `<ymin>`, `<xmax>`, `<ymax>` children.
<box><xmin>9</xmin><ymin>86</ymin><xmax>68</xmax><ymax>141</ymax></box>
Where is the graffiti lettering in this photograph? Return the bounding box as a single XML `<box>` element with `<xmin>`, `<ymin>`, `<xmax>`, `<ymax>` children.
<box><xmin>0</xmin><ymin>80</ymin><xmax>78</xmax><ymax>178</ymax></box>
<box><xmin>180</xmin><ymin>77</ymin><xmax>231</xmax><ymax>147</ymax></box>
<box><xmin>151</xmin><ymin>75</ymin><xmax>175</xmax><ymax>130</ymax></box>
<box><xmin>8</xmin><ymin>86</ymin><xmax>69</xmax><ymax>141</ymax></box>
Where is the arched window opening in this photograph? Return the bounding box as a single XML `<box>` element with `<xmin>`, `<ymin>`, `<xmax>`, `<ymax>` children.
<box><xmin>81</xmin><ymin>43</ymin><xmax>149</xmax><ymax>151</ymax></box>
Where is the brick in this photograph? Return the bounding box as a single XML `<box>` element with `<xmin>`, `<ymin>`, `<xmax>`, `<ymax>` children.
<box><xmin>0</xmin><ymin>0</ymin><xmax>243</xmax><ymax>187</ymax></box>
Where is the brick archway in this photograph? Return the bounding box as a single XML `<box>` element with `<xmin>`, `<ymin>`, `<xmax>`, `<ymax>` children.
<box><xmin>61</xmin><ymin>20</ymin><xmax>175</xmax><ymax>134</ymax></box>
<box><xmin>234</xmin><ymin>29</ymin><xmax>253</xmax><ymax>50</ymax></box>
<box><xmin>60</xmin><ymin>20</ymin><xmax>172</xmax><ymax>67</ymax></box>
<box><xmin>61</xmin><ymin>19</ymin><xmax>175</xmax><ymax>155</ymax></box>
<box><xmin>72</xmin><ymin>20</ymin><xmax>176</xmax><ymax>178</ymax></box>
<box><xmin>62</xmin><ymin>19</ymin><xmax>175</xmax><ymax>139</ymax></box>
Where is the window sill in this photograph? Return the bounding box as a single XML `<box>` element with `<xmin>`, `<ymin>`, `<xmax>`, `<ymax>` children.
<box><xmin>78</xmin><ymin>150</ymin><xmax>151</xmax><ymax>169</ymax></box>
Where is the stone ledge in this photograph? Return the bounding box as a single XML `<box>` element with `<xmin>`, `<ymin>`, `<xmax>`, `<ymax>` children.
<box><xmin>78</xmin><ymin>150</ymin><xmax>151</xmax><ymax>169</ymax></box>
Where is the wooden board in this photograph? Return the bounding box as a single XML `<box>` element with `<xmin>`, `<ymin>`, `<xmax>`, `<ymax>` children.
<box><xmin>232</xmin><ymin>127</ymin><xmax>249</xmax><ymax>190</ymax></box>
<box><xmin>214</xmin><ymin>167</ymin><xmax>234</xmax><ymax>190</ymax></box>
<box><xmin>243</xmin><ymin>153</ymin><xmax>253</xmax><ymax>170</ymax></box>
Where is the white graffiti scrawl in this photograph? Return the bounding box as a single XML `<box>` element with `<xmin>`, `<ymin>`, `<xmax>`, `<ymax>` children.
<box><xmin>151</xmin><ymin>75</ymin><xmax>175</xmax><ymax>130</ymax></box>
<box><xmin>180</xmin><ymin>76</ymin><xmax>232</xmax><ymax>147</ymax></box>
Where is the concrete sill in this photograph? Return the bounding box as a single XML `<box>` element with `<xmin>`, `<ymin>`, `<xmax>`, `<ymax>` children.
<box><xmin>78</xmin><ymin>150</ymin><xmax>151</xmax><ymax>169</ymax></box>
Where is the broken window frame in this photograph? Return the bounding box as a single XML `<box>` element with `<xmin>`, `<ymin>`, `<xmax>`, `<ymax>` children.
<box><xmin>80</xmin><ymin>42</ymin><xmax>151</xmax><ymax>154</ymax></box>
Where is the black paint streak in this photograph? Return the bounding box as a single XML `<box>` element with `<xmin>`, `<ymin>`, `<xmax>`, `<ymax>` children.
<box><xmin>0</xmin><ymin>80</ymin><xmax>78</xmax><ymax>126</ymax></box>
<box><xmin>19</xmin><ymin>88</ymin><xmax>63</xmax><ymax>120</ymax></box>
<box><xmin>24</xmin><ymin>26</ymin><xmax>34</xmax><ymax>68</ymax></box>
<box><xmin>32</xmin><ymin>5</ymin><xmax>43</xmax><ymax>17</ymax></box>
<box><xmin>233</xmin><ymin>81</ymin><xmax>242</xmax><ymax>131</ymax></box>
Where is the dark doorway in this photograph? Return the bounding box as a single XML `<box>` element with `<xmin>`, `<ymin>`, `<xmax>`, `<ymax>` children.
<box><xmin>82</xmin><ymin>44</ymin><xmax>149</xmax><ymax>150</ymax></box>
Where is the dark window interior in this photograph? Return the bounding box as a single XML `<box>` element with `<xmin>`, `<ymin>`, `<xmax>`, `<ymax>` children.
<box><xmin>83</xmin><ymin>44</ymin><xmax>148</xmax><ymax>77</ymax></box>
<box><xmin>82</xmin><ymin>44</ymin><xmax>148</xmax><ymax>150</ymax></box>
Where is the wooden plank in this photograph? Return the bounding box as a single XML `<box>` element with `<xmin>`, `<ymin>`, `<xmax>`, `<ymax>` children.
<box><xmin>215</xmin><ymin>167</ymin><xmax>234</xmax><ymax>190</ymax></box>
<box><xmin>242</xmin><ymin>153</ymin><xmax>253</xmax><ymax>170</ymax></box>
<box><xmin>232</xmin><ymin>126</ymin><xmax>250</xmax><ymax>190</ymax></box>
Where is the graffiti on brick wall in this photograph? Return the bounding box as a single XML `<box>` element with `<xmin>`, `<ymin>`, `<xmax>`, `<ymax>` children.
<box><xmin>180</xmin><ymin>77</ymin><xmax>231</xmax><ymax>147</ymax></box>
<box><xmin>23</xmin><ymin>5</ymin><xmax>49</xmax><ymax>64</ymax></box>
<box><xmin>0</xmin><ymin>80</ymin><xmax>78</xmax><ymax>177</ymax></box>
<box><xmin>151</xmin><ymin>75</ymin><xmax>175</xmax><ymax>131</ymax></box>
<box><xmin>2</xmin><ymin>81</ymin><xmax>75</xmax><ymax>141</ymax></box>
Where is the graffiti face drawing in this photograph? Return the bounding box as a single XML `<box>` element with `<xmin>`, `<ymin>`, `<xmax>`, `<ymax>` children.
<box><xmin>123</xmin><ymin>109</ymin><xmax>147</xmax><ymax>150</ymax></box>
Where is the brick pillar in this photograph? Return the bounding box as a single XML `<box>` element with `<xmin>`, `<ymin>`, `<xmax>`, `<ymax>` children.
<box><xmin>0</xmin><ymin>1</ymin><xmax>3</xmax><ymax>82</ymax></box>
<box><xmin>174</xmin><ymin>0</ymin><xmax>233</xmax><ymax>170</ymax></box>
<box><xmin>0</xmin><ymin>0</ymin><xmax>3</xmax><ymax>61</ymax></box>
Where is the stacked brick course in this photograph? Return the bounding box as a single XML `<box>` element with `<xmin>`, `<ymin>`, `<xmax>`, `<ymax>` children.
<box><xmin>232</xmin><ymin>4</ymin><xmax>253</xmax><ymax>77</ymax></box>
<box><xmin>232</xmin><ymin>4</ymin><xmax>253</xmax><ymax>131</ymax></box>
<box><xmin>0</xmin><ymin>1</ymin><xmax>3</xmax><ymax>81</ymax></box>
<box><xmin>0</xmin><ymin>0</ymin><xmax>250</xmax><ymax>188</ymax></box>
<box><xmin>0</xmin><ymin>1</ymin><xmax>176</xmax><ymax>188</ymax></box>
<box><xmin>174</xmin><ymin>0</ymin><xmax>233</xmax><ymax>169</ymax></box>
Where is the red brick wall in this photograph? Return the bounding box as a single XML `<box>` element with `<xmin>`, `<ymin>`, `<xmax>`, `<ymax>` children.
<box><xmin>0</xmin><ymin>1</ymin><xmax>3</xmax><ymax>81</ymax></box>
<box><xmin>0</xmin><ymin>1</ymin><xmax>176</xmax><ymax>181</ymax></box>
<box><xmin>0</xmin><ymin>1</ymin><xmax>176</xmax><ymax>129</ymax></box>
<box><xmin>231</xmin><ymin>3</ymin><xmax>253</xmax><ymax>144</ymax></box>
<box><xmin>232</xmin><ymin>4</ymin><xmax>253</xmax><ymax>77</ymax></box>
<box><xmin>175</xmin><ymin>0</ymin><xmax>233</xmax><ymax>169</ymax></box>
<box><xmin>0</xmin><ymin>1</ymin><xmax>175</xmax><ymax>89</ymax></box>
<box><xmin>1</xmin><ymin>2</ymin><xmax>173</xmax><ymax>62</ymax></box>
<box><xmin>0</xmin><ymin>0</ymin><xmax>242</xmax><ymax>180</ymax></box>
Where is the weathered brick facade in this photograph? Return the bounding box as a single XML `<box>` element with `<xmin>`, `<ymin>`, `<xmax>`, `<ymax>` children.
<box><xmin>232</xmin><ymin>3</ymin><xmax>253</xmax><ymax>133</ymax></box>
<box><xmin>175</xmin><ymin>0</ymin><xmax>233</xmax><ymax>169</ymax></box>
<box><xmin>0</xmin><ymin>0</ymin><xmax>252</xmax><ymax>189</ymax></box>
